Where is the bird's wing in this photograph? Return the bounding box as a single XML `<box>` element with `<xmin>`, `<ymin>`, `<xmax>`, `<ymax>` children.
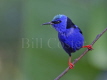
<box><xmin>77</xmin><ymin>27</ymin><xmax>83</xmax><ymax>34</ymax></box>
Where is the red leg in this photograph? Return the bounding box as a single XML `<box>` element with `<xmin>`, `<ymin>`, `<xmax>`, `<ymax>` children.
<box><xmin>68</xmin><ymin>56</ymin><xmax>74</xmax><ymax>69</ymax></box>
<box><xmin>82</xmin><ymin>45</ymin><xmax>93</xmax><ymax>50</ymax></box>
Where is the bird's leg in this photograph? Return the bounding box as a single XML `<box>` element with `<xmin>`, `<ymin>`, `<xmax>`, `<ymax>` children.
<box><xmin>68</xmin><ymin>56</ymin><xmax>74</xmax><ymax>69</ymax></box>
<box><xmin>82</xmin><ymin>45</ymin><xmax>93</xmax><ymax>50</ymax></box>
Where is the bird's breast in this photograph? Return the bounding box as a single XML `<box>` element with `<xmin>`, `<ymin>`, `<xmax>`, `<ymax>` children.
<box><xmin>58</xmin><ymin>28</ymin><xmax>84</xmax><ymax>54</ymax></box>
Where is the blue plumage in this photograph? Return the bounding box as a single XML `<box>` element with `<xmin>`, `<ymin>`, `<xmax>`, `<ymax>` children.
<box><xmin>43</xmin><ymin>14</ymin><xmax>84</xmax><ymax>56</ymax></box>
<box><xmin>42</xmin><ymin>14</ymin><xmax>87</xmax><ymax>69</ymax></box>
<box><xmin>58</xmin><ymin>28</ymin><xmax>84</xmax><ymax>56</ymax></box>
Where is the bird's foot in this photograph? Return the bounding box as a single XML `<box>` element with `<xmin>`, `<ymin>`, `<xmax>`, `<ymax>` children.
<box><xmin>68</xmin><ymin>62</ymin><xmax>74</xmax><ymax>69</ymax></box>
<box><xmin>82</xmin><ymin>45</ymin><xmax>93</xmax><ymax>50</ymax></box>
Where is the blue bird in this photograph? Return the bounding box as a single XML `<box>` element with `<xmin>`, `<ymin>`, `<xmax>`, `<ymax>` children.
<box><xmin>42</xmin><ymin>14</ymin><xmax>92</xmax><ymax>69</ymax></box>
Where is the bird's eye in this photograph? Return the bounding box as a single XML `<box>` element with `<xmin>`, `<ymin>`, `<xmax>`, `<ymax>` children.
<box><xmin>51</xmin><ymin>20</ymin><xmax>61</xmax><ymax>24</ymax></box>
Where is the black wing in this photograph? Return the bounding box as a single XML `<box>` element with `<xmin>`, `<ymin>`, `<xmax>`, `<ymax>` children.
<box><xmin>78</xmin><ymin>27</ymin><xmax>83</xmax><ymax>34</ymax></box>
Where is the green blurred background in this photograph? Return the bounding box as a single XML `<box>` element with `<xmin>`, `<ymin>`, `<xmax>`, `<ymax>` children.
<box><xmin>0</xmin><ymin>0</ymin><xmax>107</xmax><ymax>80</ymax></box>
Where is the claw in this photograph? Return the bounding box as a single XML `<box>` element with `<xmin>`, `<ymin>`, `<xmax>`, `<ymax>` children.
<box><xmin>82</xmin><ymin>45</ymin><xmax>93</xmax><ymax>50</ymax></box>
<box><xmin>68</xmin><ymin>62</ymin><xmax>74</xmax><ymax>69</ymax></box>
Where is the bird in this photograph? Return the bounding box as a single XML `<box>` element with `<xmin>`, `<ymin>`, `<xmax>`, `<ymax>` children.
<box><xmin>42</xmin><ymin>14</ymin><xmax>92</xmax><ymax>69</ymax></box>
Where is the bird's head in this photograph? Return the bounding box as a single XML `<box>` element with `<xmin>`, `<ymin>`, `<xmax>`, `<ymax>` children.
<box><xmin>42</xmin><ymin>14</ymin><xmax>75</xmax><ymax>33</ymax></box>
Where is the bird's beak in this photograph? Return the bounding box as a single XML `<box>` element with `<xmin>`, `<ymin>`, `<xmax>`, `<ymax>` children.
<box><xmin>42</xmin><ymin>22</ymin><xmax>53</xmax><ymax>25</ymax></box>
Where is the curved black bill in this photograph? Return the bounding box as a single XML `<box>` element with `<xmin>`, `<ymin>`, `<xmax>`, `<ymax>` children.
<box><xmin>42</xmin><ymin>22</ymin><xmax>53</xmax><ymax>25</ymax></box>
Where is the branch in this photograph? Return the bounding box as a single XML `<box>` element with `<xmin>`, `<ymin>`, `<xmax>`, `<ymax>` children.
<box><xmin>54</xmin><ymin>28</ymin><xmax>107</xmax><ymax>80</ymax></box>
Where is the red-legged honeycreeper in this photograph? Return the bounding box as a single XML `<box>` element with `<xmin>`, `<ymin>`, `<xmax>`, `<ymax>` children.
<box><xmin>42</xmin><ymin>14</ymin><xmax>93</xmax><ymax>69</ymax></box>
